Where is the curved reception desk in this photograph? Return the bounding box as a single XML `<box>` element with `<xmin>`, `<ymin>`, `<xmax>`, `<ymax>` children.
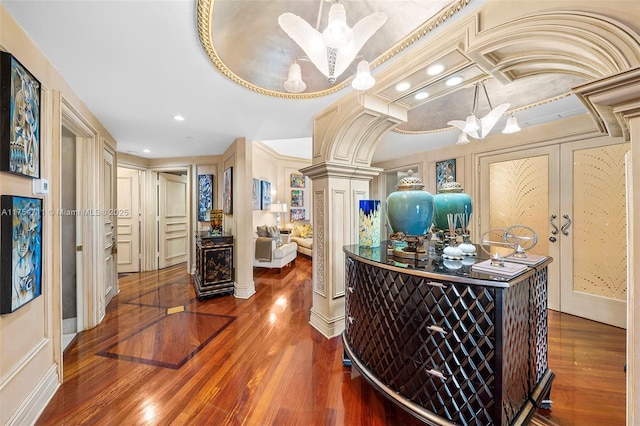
<box><xmin>342</xmin><ymin>244</ymin><xmax>554</xmax><ymax>425</ymax></box>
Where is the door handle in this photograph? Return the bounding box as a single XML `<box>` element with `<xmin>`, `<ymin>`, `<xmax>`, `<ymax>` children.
<box><xmin>561</xmin><ymin>214</ymin><xmax>572</xmax><ymax>236</ymax></box>
<box><xmin>549</xmin><ymin>214</ymin><xmax>559</xmax><ymax>235</ymax></box>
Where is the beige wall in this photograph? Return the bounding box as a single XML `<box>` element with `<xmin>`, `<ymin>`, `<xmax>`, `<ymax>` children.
<box><xmin>0</xmin><ymin>5</ymin><xmax>118</xmax><ymax>424</ymax></box>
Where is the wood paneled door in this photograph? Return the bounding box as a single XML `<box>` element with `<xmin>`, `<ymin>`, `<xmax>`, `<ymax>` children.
<box><xmin>117</xmin><ymin>167</ymin><xmax>141</xmax><ymax>273</ymax></box>
<box><xmin>158</xmin><ymin>172</ymin><xmax>188</xmax><ymax>269</ymax></box>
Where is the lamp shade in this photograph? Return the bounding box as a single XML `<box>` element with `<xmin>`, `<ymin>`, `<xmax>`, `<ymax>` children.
<box><xmin>270</xmin><ymin>203</ymin><xmax>288</xmax><ymax>213</ymax></box>
<box><xmin>503</xmin><ymin>115</ymin><xmax>521</xmax><ymax>133</ymax></box>
<box><xmin>351</xmin><ymin>61</ymin><xmax>375</xmax><ymax>90</ymax></box>
<box><xmin>322</xmin><ymin>3</ymin><xmax>353</xmax><ymax>49</ymax></box>
<box><xmin>283</xmin><ymin>63</ymin><xmax>306</xmax><ymax>93</ymax></box>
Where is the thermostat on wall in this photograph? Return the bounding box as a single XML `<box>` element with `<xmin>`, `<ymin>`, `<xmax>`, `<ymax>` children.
<box><xmin>33</xmin><ymin>178</ymin><xmax>49</xmax><ymax>195</ymax></box>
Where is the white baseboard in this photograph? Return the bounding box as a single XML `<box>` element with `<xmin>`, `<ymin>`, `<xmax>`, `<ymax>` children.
<box><xmin>234</xmin><ymin>281</ymin><xmax>256</xmax><ymax>299</ymax></box>
<box><xmin>6</xmin><ymin>364</ymin><xmax>60</xmax><ymax>426</ymax></box>
<box><xmin>309</xmin><ymin>308</ymin><xmax>344</xmax><ymax>339</ymax></box>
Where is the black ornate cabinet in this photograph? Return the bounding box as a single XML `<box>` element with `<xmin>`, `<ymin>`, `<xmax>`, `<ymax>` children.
<box><xmin>342</xmin><ymin>245</ymin><xmax>554</xmax><ymax>425</ymax></box>
<box><xmin>193</xmin><ymin>232</ymin><xmax>234</xmax><ymax>299</ymax></box>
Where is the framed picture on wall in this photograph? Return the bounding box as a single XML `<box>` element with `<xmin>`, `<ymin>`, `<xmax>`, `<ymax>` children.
<box><xmin>291</xmin><ymin>190</ymin><xmax>303</xmax><ymax>207</ymax></box>
<box><xmin>290</xmin><ymin>208</ymin><xmax>305</xmax><ymax>221</ymax></box>
<box><xmin>436</xmin><ymin>158</ymin><xmax>456</xmax><ymax>192</ymax></box>
<box><xmin>223</xmin><ymin>167</ymin><xmax>233</xmax><ymax>214</ymax></box>
<box><xmin>197</xmin><ymin>174</ymin><xmax>213</xmax><ymax>221</ymax></box>
<box><xmin>290</xmin><ymin>173</ymin><xmax>305</xmax><ymax>188</ymax></box>
<box><xmin>1</xmin><ymin>195</ymin><xmax>43</xmax><ymax>314</ymax></box>
<box><xmin>0</xmin><ymin>52</ymin><xmax>41</xmax><ymax>178</ymax></box>
<box><xmin>252</xmin><ymin>178</ymin><xmax>260</xmax><ymax>210</ymax></box>
<box><xmin>260</xmin><ymin>180</ymin><xmax>271</xmax><ymax>210</ymax></box>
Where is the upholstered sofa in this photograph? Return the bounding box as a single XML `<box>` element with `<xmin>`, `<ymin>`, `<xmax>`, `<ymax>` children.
<box><xmin>289</xmin><ymin>220</ymin><xmax>313</xmax><ymax>257</ymax></box>
<box><xmin>253</xmin><ymin>228</ymin><xmax>297</xmax><ymax>272</ymax></box>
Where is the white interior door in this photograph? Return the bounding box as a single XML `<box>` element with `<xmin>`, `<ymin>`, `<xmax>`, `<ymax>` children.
<box><xmin>480</xmin><ymin>139</ymin><xmax>628</xmax><ymax>327</ymax></box>
<box><xmin>158</xmin><ymin>172</ymin><xmax>188</xmax><ymax>269</ymax></box>
<box><xmin>117</xmin><ymin>167</ymin><xmax>140</xmax><ymax>273</ymax></box>
<box><xmin>103</xmin><ymin>147</ymin><xmax>117</xmax><ymax>307</ymax></box>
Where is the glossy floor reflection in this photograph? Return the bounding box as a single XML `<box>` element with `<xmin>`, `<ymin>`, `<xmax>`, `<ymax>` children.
<box><xmin>37</xmin><ymin>259</ymin><xmax>625</xmax><ymax>425</ymax></box>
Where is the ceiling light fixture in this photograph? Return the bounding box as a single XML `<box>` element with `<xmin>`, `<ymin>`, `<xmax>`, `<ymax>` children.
<box><xmin>395</xmin><ymin>82</ymin><xmax>411</xmax><ymax>91</ymax></box>
<box><xmin>278</xmin><ymin>0</ymin><xmax>387</xmax><ymax>92</ymax></box>
<box><xmin>283</xmin><ymin>62</ymin><xmax>307</xmax><ymax>93</ymax></box>
<box><xmin>445</xmin><ymin>76</ymin><xmax>463</xmax><ymax>87</ymax></box>
<box><xmin>173</xmin><ymin>115</ymin><xmax>184</xmax><ymax>121</ymax></box>
<box><xmin>351</xmin><ymin>60</ymin><xmax>375</xmax><ymax>90</ymax></box>
<box><xmin>414</xmin><ymin>91</ymin><xmax>429</xmax><ymax>100</ymax></box>
<box><xmin>456</xmin><ymin>131</ymin><xmax>470</xmax><ymax>145</ymax></box>
<box><xmin>447</xmin><ymin>81</ymin><xmax>517</xmax><ymax>140</ymax></box>
<box><xmin>502</xmin><ymin>115</ymin><xmax>521</xmax><ymax>133</ymax></box>
<box><xmin>322</xmin><ymin>3</ymin><xmax>353</xmax><ymax>49</ymax></box>
<box><xmin>427</xmin><ymin>64</ymin><xmax>446</xmax><ymax>76</ymax></box>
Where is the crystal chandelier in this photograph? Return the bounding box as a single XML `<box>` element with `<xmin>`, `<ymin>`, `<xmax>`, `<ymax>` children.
<box><xmin>278</xmin><ymin>0</ymin><xmax>387</xmax><ymax>92</ymax></box>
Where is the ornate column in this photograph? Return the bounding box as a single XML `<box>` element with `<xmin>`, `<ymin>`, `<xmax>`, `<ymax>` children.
<box><xmin>302</xmin><ymin>92</ymin><xmax>407</xmax><ymax>337</ymax></box>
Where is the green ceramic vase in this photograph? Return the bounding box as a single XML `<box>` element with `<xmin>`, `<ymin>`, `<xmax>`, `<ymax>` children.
<box><xmin>386</xmin><ymin>170</ymin><xmax>434</xmax><ymax>236</ymax></box>
<box><xmin>432</xmin><ymin>177</ymin><xmax>473</xmax><ymax>231</ymax></box>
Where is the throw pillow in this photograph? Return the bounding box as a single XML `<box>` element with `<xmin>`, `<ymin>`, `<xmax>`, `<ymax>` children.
<box><xmin>267</xmin><ymin>225</ymin><xmax>283</xmax><ymax>247</ymax></box>
<box><xmin>296</xmin><ymin>223</ymin><xmax>313</xmax><ymax>238</ymax></box>
<box><xmin>257</xmin><ymin>225</ymin><xmax>269</xmax><ymax>237</ymax></box>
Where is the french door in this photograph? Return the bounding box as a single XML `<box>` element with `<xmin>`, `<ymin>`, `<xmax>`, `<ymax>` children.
<box><xmin>479</xmin><ymin>137</ymin><xmax>629</xmax><ymax>328</ymax></box>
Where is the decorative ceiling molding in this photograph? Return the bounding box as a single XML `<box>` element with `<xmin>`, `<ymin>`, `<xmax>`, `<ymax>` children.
<box><xmin>196</xmin><ymin>0</ymin><xmax>474</xmax><ymax>99</ymax></box>
<box><xmin>375</xmin><ymin>7</ymin><xmax>640</xmax><ymax>134</ymax></box>
<box><xmin>467</xmin><ymin>11</ymin><xmax>640</xmax><ymax>83</ymax></box>
<box><xmin>574</xmin><ymin>67</ymin><xmax>640</xmax><ymax>139</ymax></box>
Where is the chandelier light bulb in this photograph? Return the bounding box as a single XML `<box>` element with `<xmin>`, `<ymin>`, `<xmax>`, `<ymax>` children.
<box><xmin>456</xmin><ymin>131</ymin><xmax>470</xmax><ymax>145</ymax></box>
<box><xmin>283</xmin><ymin>62</ymin><xmax>306</xmax><ymax>93</ymax></box>
<box><xmin>351</xmin><ymin>60</ymin><xmax>375</xmax><ymax>90</ymax></box>
<box><xmin>502</xmin><ymin>115</ymin><xmax>521</xmax><ymax>133</ymax></box>
<box><xmin>322</xmin><ymin>3</ymin><xmax>354</xmax><ymax>49</ymax></box>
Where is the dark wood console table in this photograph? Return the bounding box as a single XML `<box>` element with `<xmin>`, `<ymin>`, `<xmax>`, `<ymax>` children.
<box><xmin>193</xmin><ymin>232</ymin><xmax>234</xmax><ymax>299</ymax></box>
<box><xmin>343</xmin><ymin>244</ymin><xmax>554</xmax><ymax>425</ymax></box>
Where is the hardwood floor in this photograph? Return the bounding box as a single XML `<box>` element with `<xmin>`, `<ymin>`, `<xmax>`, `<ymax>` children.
<box><xmin>37</xmin><ymin>259</ymin><xmax>626</xmax><ymax>425</ymax></box>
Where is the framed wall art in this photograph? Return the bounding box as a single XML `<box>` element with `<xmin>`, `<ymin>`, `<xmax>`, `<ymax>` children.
<box><xmin>436</xmin><ymin>158</ymin><xmax>456</xmax><ymax>192</ymax></box>
<box><xmin>0</xmin><ymin>52</ymin><xmax>41</xmax><ymax>178</ymax></box>
<box><xmin>1</xmin><ymin>195</ymin><xmax>43</xmax><ymax>314</ymax></box>
<box><xmin>260</xmin><ymin>180</ymin><xmax>271</xmax><ymax>210</ymax></box>
<box><xmin>291</xmin><ymin>189</ymin><xmax>303</xmax><ymax>207</ymax></box>
<box><xmin>290</xmin><ymin>173</ymin><xmax>305</xmax><ymax>188</ymax></box>
<box><xmin>252</xmin><ymin>178</ymin><xmax>260</xmax><ymax>210</ymax></box>
<box><xmin>290</xmin><ymin>208</ymin><xmax>305</xmax><ymax>221</ymax></box>
<box><xmin>197</xmin><ymin>174</ymin><xmax>213</xmax><ymax>221</ymax></box>
<box><xmin>223</xmin><ymin>167</ymin><xmax>233</xmax><ymax>214</ymax></box>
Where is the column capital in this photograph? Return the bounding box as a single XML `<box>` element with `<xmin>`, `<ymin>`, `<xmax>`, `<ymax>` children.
<box><xmin>300</xmin><ymin>162</ymin><xmax>383</xmax><ymax>181</ymax></box>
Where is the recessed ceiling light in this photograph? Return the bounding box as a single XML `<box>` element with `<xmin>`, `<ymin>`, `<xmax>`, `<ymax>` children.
<box><xmin>143</xmin><ymin>149</ymin><xmax>150</xmax><ymax>153</ymax></box>
<box><xmin>395</xmin><ymin>82</ymin><xmax>411</xmax><ymax>91</ymax></box>
<box><xmin>414</xmin><ymin>92</ymin><xmax>429</xmax><ymax>100</ymax></box>
<box><xmin>427</xmin><ymin>64</ymin><xmax>445</xmax><ymax>76</ymax></box>
<box><xmin>173</xmin><ymin>115</ymin><xmax>185</xmax><ymax>121</ymax></box>
<box><xmin>445</xmin><ymin>76</ymin><xmax>463</xmax><ymax>86</ymax></box>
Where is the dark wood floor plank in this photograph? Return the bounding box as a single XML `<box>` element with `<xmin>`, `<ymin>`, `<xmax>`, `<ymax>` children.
<box><xmin>37</xmin><ymin>259</ymin><xmax>625</xmax><ymax>425</ymax></box>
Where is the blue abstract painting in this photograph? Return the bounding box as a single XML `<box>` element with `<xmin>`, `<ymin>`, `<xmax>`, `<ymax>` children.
<box><xmin>197</xmin><ymin>174</ymin><xmax>213</xmax><ymax>221</ymax></box>
<box><xmin>1</xmin><ymin>195</ymin><xmax>42</xmax><ymax>314</ymax></box>
<box><xmin>1</xmin><ymin>52</ymin><xmax>41</xmax><ymax>178</ymax></box>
